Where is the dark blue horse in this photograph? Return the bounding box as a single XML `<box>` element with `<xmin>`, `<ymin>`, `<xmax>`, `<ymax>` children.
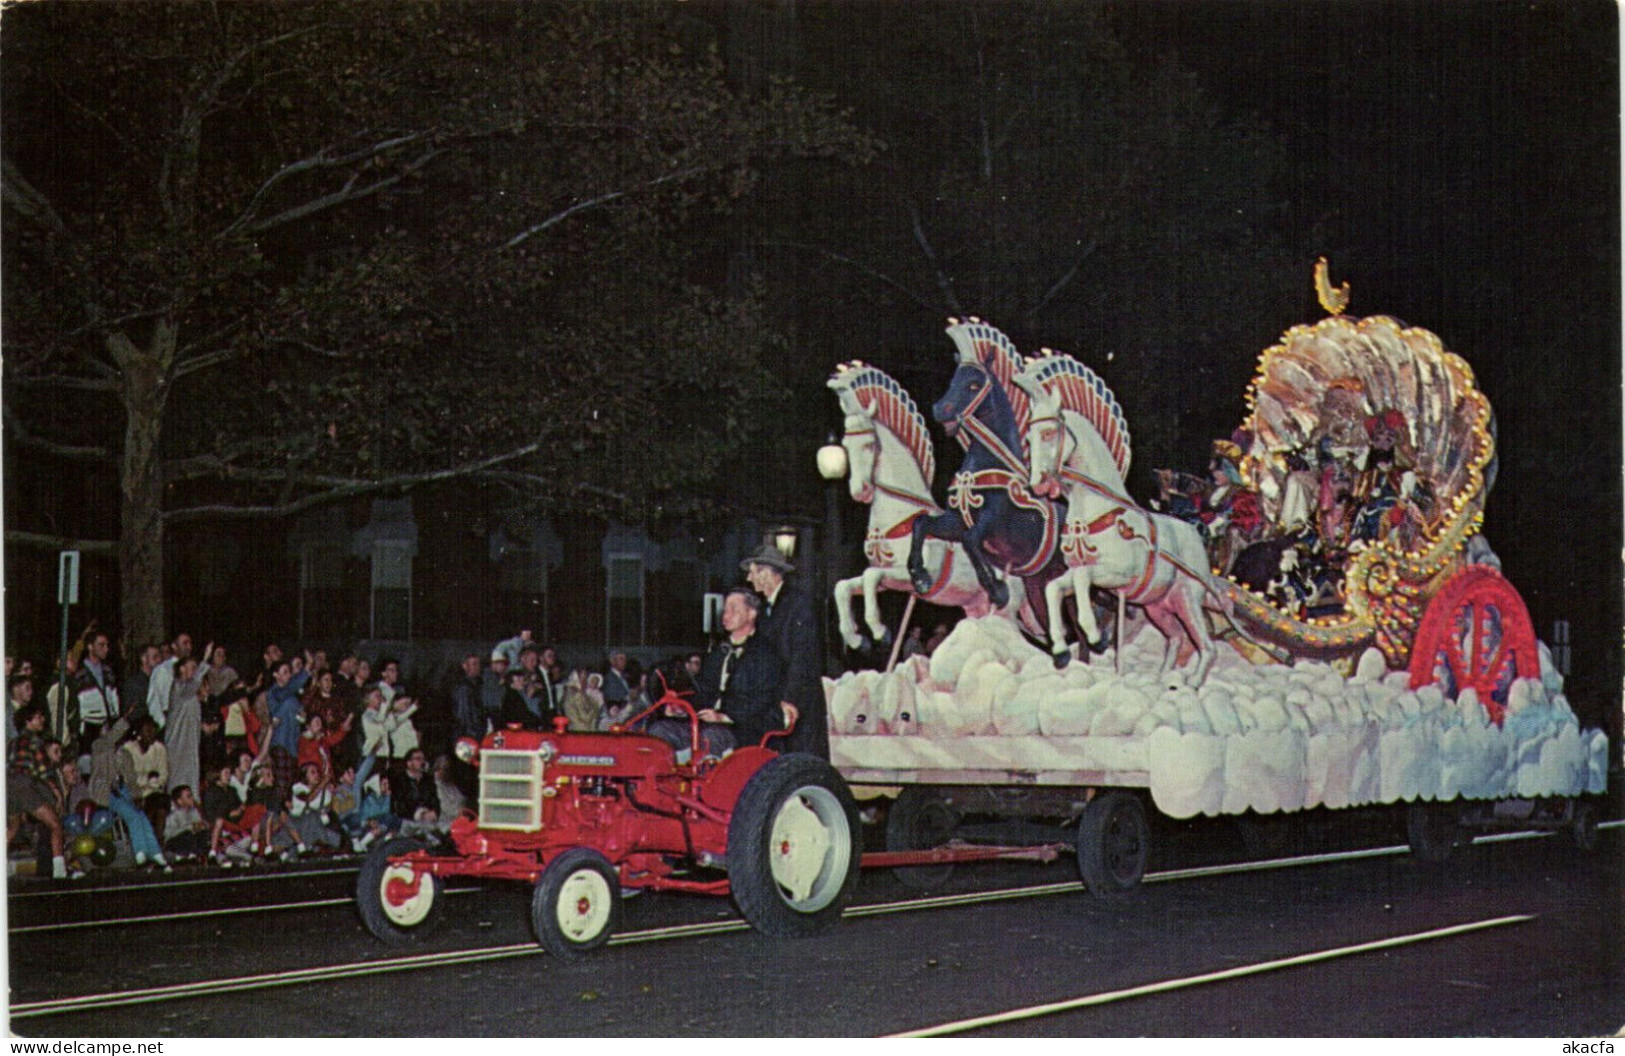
<box><xmin>908</xmin><ymin>320</ymin><xmax>1066</xmax><ymax>613</ymax></box>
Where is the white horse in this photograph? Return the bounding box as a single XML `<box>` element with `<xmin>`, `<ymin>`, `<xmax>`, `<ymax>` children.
<box><xmin>1014</xmin><ymin>354</ymin><xmax>1233</xmax><ymax>686</ymax></box>
<box><xmin>827</xmin><ymin>362</ymin><xmax>1009</xmax><ymax>650</ymax></box>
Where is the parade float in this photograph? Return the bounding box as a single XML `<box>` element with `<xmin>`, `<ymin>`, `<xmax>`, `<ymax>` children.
<box><xmin>358</xmin><ymin>266</ymin><xmax>1609</xmax><ymax>959</ymax></box>
<box><xmin>824</xmin><ymin>262</ymin><xmax>1609</xmax><ymax>892</ymax></box>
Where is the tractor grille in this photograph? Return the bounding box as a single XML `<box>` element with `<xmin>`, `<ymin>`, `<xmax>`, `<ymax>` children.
<box><xmin>478</xmin><ymin>750</ymin><xmax>545</xmax><ymax>831</ymax></box>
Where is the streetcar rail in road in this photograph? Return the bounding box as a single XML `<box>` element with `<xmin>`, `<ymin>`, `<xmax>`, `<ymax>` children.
<box><xmin>11</xmin><ymin>824</ymin><xmax>1611</xmax><ymax>1019</ymax></box>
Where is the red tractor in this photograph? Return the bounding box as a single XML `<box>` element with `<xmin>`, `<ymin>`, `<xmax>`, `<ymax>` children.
<box><xmin>354</xmin><ymin>692</ymin><xmax>862</xmax><ymax>959</ymax></box>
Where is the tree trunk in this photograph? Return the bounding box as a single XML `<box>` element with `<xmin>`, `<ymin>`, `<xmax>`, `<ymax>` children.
<box><xmin>111</xmin><ymin>323</ymin><xmax>174</xmax><ymax>651</ymax></box>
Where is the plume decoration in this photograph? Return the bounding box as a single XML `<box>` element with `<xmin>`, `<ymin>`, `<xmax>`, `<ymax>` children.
<box><xmin>828</xmin><ymin>362</ymin><xmax>935</xmax><ymax>483</ymax></box>
<box><xmin>1021</xmin><ymin>352</ymin><xmax>1132</xmax><ymax>477</ymax></box>
<box><xmin>944</xmin><ymin>318</ymin><xmax>1031</xmax><ymax>454</ymax></box>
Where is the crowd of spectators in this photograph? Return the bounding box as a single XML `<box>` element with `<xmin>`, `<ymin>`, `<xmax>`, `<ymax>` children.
<box><xmin>4</xmin><ymin>623</ymin><xmax>675</xmax><ymax>881</ymax></box>
<box><xmin>7</xmin><ymin>548</ymin><xmax>888</xmax><ymax>881</ymax></box>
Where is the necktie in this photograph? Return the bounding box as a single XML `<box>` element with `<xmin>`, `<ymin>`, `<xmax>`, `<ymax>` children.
<box><xmin>718</xmin><ymin>645</ymin><xmax>742</xmax><ymax>697</ymax></box>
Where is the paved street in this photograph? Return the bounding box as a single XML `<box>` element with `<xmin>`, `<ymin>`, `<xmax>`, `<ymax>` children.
<box><xmin>9</xmin><ymin>809</ymin><xmax>1620</xmax><ymax>1038</ymax></box>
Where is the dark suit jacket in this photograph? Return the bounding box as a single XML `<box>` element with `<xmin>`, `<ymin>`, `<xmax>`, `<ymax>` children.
<box><xmin>696</xmin><ymin>633</ymin><xmax>785</xmax><ymax>749</ymax></box>
<box><xmin>498</xmin><ymin>685</ymin><xmax>555</xmax><ymax>730</ymax></box>
<box><xmin>758</xmin><ymin>581</ymin><xmax>828</xmax><ymax>756</ymax></box>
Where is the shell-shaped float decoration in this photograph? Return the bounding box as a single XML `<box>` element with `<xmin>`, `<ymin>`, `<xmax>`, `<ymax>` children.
<box><xmin>1225</xmin><ymin>261</ymin><xmax>1498</xmax><ymax>667</ymax></box>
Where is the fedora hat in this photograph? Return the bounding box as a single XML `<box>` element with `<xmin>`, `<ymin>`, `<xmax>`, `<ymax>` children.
<box><xmin>740</xmin><ymin>543</ymin><xmax>795</xmax><ymax>573</ymax></box>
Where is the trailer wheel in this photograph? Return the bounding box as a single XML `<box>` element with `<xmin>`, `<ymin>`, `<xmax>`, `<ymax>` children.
<box><xmin>1405</xmin><ymin>802</ymin><xmax>1462</xmax><ymax>864</ymax></box>
<box><xmin>1077</xmin><ymin>791</ymin><xmax>1149</xmax><ymax>896</ymax></box>
<box><xmin>886</xmin><ymin>786</ymin><xmax>961</xmax><ymax>890</ymax></box>
<box><xmin>1236</xmin><ymin>813</ymin><xmax>1306</xmax><ymax>860</ymax></box>
<box><xmin>532</xmin><ymin>847</ymin><xmax>622</xmax><ymax>959</ymax></box>
<box><xmin>727</xmin><ymin>754</ymin><xmax>860</xmax><ymax>938</ymax></box>
<box><xmin>1571</xmin><ymin>800</ymin><xmax>1599</xmax><ymax>853</ymax></box>
<box><xmin>356</xmin><ymin>838</ymin><xmax>443</xmax><ymax>944</ymax></box>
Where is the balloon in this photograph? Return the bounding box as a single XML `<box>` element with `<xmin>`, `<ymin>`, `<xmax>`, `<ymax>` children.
<box><xmin>64</xmin><ymin>814</ymin><xmax>87</xmax><ymax>837</ymax></box>
<box><xmin>89</xmin><ymin>841</ymin><xmax>118</xmax><ymax>868</ymax></box>
<box><xmin>70</xmin><ymin>833</ymin><xmax>100</xmax><ymax>860</ymax></box>
<box><xmin>86</xmin><ymin>809</ymin><xmax>114</xmax><ymax>837</ymax></box>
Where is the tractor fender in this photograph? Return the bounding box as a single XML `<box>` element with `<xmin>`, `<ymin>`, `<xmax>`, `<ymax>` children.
<box><xmin>697</xmin><ymin>746</ymin><xmax>780</xmax><ymax>813</ymax></box>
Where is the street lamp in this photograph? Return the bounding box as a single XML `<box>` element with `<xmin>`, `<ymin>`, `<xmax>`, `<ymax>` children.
<box><xmin>816</xmin><ymin>436</ymin><xmax>848</xmax><ymax>482</ymax></box>
<box><xmin>772</xmin><ymin>525</ymin><xmax>798</xmax><ymax>560</ymax></box>
<box><xmin>816</xmin><ymin>434</ymin><xmax>848</xmax><ymax>668</ymax></box>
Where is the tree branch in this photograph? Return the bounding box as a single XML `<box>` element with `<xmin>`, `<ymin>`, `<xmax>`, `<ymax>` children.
<box><xmin>270</xmin><ymin>337</ymin><xmax>353</xmax><ymax>359</ymax></box>
<box><xmin>900</xmin><ymin>194</ymin><xmax>963</xmax><ymax>316</ymax></box>
<box><xmin>1025</xmin><ymin>237</ymin><xmax>1100</xmax><ymax>322</ymax></box>
<box><xmin>476</xmin><ymin>470</ymin><xmax>632</xmax><ymax>507</ymax></box>
<box><xmin>41</xmin><ymin>72</ymin><xmax>146</xmax><ymax>162</ymax></box>
<box><xmin>162</xmin><ymin>438</ymin><xmax>545</xmax><ymax>524</ymax></box>
<box><xmin>4</xmin><ymin>531</ymin><xmax>118</xmax><ymax>557</ymax></box>
<box><xmin>755</xmin><ymin>240</ymin><xmax>937</xmax><ymax>311</ymax></box>
<box><xmin>3</xmin><ymin>406</ymin><xmax>114</xmax><ymax>462</ymax></box>
<box><xmin>220</xmin><ymin>129</ymin><xmax>443</xmax><ymax>239</ymax></box>
<box><xmin>5</xmin><ymin>374</ymin><xmax>119</xmax><ymax>394</ymax></box>
<box><xmin>236</xmin><ymin>145</ymin><xmax>446</xmax><ymax>235</ymax></box>
<box><xmin>1</xmin><ymin>158</ymin><xmax>68</xmax><ymax>237</ymax></box>
<box><xmin>505</xmin><ymin>167</ymin><xmax>707</xmax><ymax>249</ymax></box>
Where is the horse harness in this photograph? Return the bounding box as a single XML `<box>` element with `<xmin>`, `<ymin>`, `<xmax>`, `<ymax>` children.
<box><xmin>1035</xmin><ymin>412</ymin><xmax>1221</xmax><ymax>607</ymax></box>
<box><xmin>846</xmin><ymin>422</ymin><xmax>962</xmax><ymax>602</ymax></box>
<box><xmin>938</xmin><ymin>368</ymin><xmax>1060</xmax><ymax>578</ymax></box>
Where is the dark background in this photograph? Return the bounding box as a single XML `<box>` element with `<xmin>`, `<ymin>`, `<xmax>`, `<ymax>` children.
<box><xmin>3</xmin><ymin>1</ymin><xmax>1618</xmax><ymax>737</ymax></box>
<box><xmin>1118</xmin><ymin>0</ymin><xmax>1622</xmax><ymax>733</ymax></box>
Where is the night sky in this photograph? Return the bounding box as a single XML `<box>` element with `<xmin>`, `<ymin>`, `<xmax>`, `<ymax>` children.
<box><xmin>1102</xmin><ymin>0</ymin><xmax>1621</xmax><ymax>726</ymax></box>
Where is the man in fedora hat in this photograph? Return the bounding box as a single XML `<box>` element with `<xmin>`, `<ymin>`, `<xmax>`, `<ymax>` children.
<box><xmin>741</xmin><ymin>543</ymin><xmax>828</xmax><ymax>758</ymax></box>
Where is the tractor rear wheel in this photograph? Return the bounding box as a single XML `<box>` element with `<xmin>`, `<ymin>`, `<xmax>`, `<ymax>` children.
<box><xmin>885</xmin><ymin>786</ymin><xmax>960</xmax><ymax>891</ymax></box>
<box><xmin>532</xmin><ymin>847</ymin><xmax>622</xmax><ymax>960</ymax></box>
<box><xmin>356</xmin><ymin>838</ymin><xmax>444</xmax><ymax>944</ymax></box>
<box><xmin>727</xmin><ymin>754</ymin><xmax>861</xmax><ymax>938</ymax></box>
<box><xmin>1077</xmin><ymin>791</ymin><xmax>1149</xmax><ymax>896</ymax></box>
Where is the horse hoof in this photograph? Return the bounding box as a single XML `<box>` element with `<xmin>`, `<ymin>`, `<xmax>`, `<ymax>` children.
<box><xmin>1052</xmin><ymin>651</ymin><xmax>1072</xmax><ymax>670</ymax></box>
<box><xmin>989</xmin><ymin>583</ymin><xmax>1010</xmax><ymax>608</ymax></box>
<box><xmin>910</xmin><ymin>572</ymin><xmax>933</xmax><ymax>596</ymax></box>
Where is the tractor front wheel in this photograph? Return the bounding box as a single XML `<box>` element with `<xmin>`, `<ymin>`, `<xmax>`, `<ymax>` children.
<box><xmin>532</xmin><ymin>847</ymin><xmax>623</xmax><ymax>960</ymax></box>
<box><xmin>356</xmin><ymin>838</ymin><xmax>444</xmax><ymax>944</ymax></box>
<box><xmin>727</xmin><ymin>754</ymin><xmax>861</xmax><ymax>938</ymax></box>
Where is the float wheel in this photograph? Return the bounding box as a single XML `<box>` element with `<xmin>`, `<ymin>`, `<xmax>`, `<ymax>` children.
<box><xmin>1408</xmin><ymin>565</ymin><xmax>1539</xmax><ymax>724</ymax></box>
<box><xmin>885</xmin><ymin>786</ymin><xmax>961</xmax><ymax>891</ymax></box>
<box><xmin>1571</xmin><ymin>800</ymin><xmax>1599</xmax><ymax>853</ymax></box>
<box><xmin>1405</xmin><ymin>802</ymin><xmax>1462</xmax><ymax>864</ymax></box>
<box><xmin>1077</xmin><ymin>791</ymin><xmax>1149</xmax><ymax>896</ymax></box>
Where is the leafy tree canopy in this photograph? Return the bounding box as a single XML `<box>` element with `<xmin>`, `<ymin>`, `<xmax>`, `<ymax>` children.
<box><xmin>2</xmin><ymin>0</ymin><xmax>875</xmax><ymax>642</ymax></box>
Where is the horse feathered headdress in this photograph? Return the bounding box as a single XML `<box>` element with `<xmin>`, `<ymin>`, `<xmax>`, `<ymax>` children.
<box><xmin>828</xmin><ymin>361</ymin><xmax>935</xmax><ymax>484</ymax></box>
<box><xmin>1019</xmin><ymin>351</ymin><xmax>1132</xmax><ymax>477</ymax></box>
<box><xmin>944</xmin><ymin>318</ymin><xmax>1031</xmax><ymax>456</ymax></box>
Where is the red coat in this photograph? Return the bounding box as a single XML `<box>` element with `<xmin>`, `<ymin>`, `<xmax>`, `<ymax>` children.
<box><xmin>296</xmin><ymin>726</ymin><xmax>347</xmax><ymax>782</ymax></box>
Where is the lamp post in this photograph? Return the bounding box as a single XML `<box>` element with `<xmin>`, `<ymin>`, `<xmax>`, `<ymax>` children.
<box><xmin>816</xmin><ymin>434</ymin><xmax>848</xmax><ymax>667</ymax></box>
<box><xmin>772</xmin><ymin>525</ymin><xmax>799</xmax><ymax>560</ymax></box>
